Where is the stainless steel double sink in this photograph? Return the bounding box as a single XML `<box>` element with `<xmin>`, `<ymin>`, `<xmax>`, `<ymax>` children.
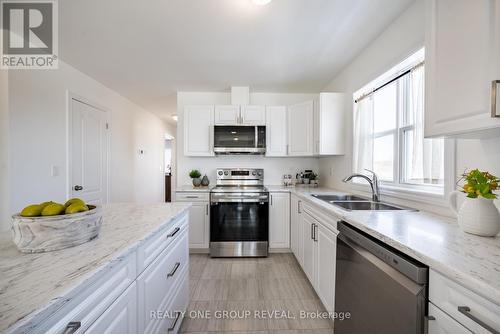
<box><xmin>311</xmin><ymin>194</ymin><xmax>412</xmax><ymax>211</ymax></box>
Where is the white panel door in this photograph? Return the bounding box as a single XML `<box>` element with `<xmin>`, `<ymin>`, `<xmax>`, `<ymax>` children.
<box><xmin>425</xmin><ymin>0</ymin><xmax>500</xmax><ymax>137</ymax></box>
<box><xmin>290</xmin><ymin>195</ymin><xmax>300</xmax><ymax>257</ymax></box>
<box><xmin>188</xmin><ymin>202</ymin><xmax>209</xmax><ymax>249</ymax></box>
<box><xmin>214</xmin><ymin>105</ymin><xmax>240</xmax><ymax>125</ymax></box>
<box><xmin>269</xmin><ymin>192</ymin><xmax>290</xmax><ymax>249</ymax></box>
<box><xmin>428</xmin><ymin>303</ymin><xmax>473</xmax><ymax>334</ymax></box>
<box><xmin>288</xmin><ymin>101</ymin><xmax>314</xmax><ymax>156</ymax></box>
<box><xmin>241</xmin><ymin>105</ymin><xmax>266</xmax><ymax>125</ymax></box>
<box><xmin>316</xmin><ymin>224</ymin><xmax>338</xmax><ymax>313</ymax></box>
<box><xmin>86</xmin><ymin>282</ymin><xmax>137</xmax><ymax>334</ymax></box>
<box><xmin>70</xmin><ymin>97</ymin><xmax>108</xmax><ymax>205</ymax></box>
<box><xmin>265</xmin><ymin>106</ymin><xmax>288</xmax><ymax>156</ymax></box>
<box><xmin>317</xmin><ymin>93</ymin><xmax>346</xmax><ymax>155</ymax></box>
<box><xmin>184</xmin><ymin>106</ymin><xmax>214</xmax><ymax>156</ymax></box>
<box><xmin>301</xmin><ymin>211</ymin><xmax>317</xmax><ymax>284</ymax></box>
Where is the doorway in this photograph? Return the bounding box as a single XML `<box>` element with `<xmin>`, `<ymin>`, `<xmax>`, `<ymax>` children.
<box><xmin>165</xmin><ymin>134</ymin><xmax>175</xmax><ymax>202</ymax></box>
<box><xmin>68</xmin><ymin>94</ymin><xmax>110</xmax><ymax>205</ymax></box>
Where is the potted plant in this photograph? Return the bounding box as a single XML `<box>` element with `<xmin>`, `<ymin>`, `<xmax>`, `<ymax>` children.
<box><xmin>189</xmin><ymin>169</ymin><xmax>202</xmax><ymax>187</ymax></box>
<box><xmin>308</xmin><ymin>172</ymin><xmax>319</xmax><ymax>187</ymax></box>
<box><xmin>449</xmin><ymin>169</ymin><xmax>500</xmax><ymax>236</ymax></box>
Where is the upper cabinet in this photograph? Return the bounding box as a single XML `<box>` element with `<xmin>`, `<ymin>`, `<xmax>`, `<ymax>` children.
<box><xmin>241</xmin><ymin>105</ymin><xmax>266</xmax><ymax>125</ymax></box>
<box><xmin>214</xmin><ymin>105</ymin><xmax>240</xmax><ymax>125</ymax></box>
<box><xmin>265</xmin><ymin>106</ymin><xmax>288</xmax><ymax>157</ymax></box>
<box><xmin>184</xmin><ymin>105</ymin><xmax>214</xmax><ymax>156</ymax></box>
<box><xmin>314</xmin><ymin>93</ymin><xmax>346</xmax><ymax>155</ymax></box>
<box><xmin>288</xmin><ymin>100</ymin><xmax>315</xmax><ymax>156</ymax></box>
<box><xmin>425</xmin><ymin>0</ymin><xmax>500</xmax><ymax>137</ymax></box>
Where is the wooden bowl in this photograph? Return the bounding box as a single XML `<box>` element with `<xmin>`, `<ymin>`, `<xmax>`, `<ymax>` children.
<box><xmin>11</xmin><ymin>205</ymin><xmax>103</xmax><ymax>253</ymax></box>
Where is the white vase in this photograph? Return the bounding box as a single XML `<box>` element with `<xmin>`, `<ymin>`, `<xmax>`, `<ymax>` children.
<box><xmin>449</xmin><ymin>191</ymin><xmax>500</xmax><ymax>237</ymax></box>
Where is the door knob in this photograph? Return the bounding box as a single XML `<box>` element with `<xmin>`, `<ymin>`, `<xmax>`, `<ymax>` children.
<box><xmin>74</xmin><ymin>185</ymin><xmax>83</xmax><ymax>191</ymax></box>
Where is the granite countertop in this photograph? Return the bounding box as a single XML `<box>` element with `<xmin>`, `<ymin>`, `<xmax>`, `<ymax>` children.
<box><xmin>176</xmin><ymin>185</ymin><xmax>212</xmax><ymax>192</ymax></box>
<box><xmin>0</xmin><ymin>202</ymin><xmax>191</xmax><ymax>333</ymax></box>
<box><xmin>274</xmin><ymin>185</ymin><xmax>500</xmax><ymax>305</ymax></box>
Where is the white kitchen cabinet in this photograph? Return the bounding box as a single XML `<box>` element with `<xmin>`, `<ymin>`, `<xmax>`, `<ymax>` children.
<box><xmin>269</xmin><ymin>192</ymin><xmax>290</xmax><ymax>249</ymax></box>
<box><xmin>265</xmin><ymin>106</ymin><xmax>288</xmax><ymax>157</ymax></box>
<box><xmin>425</xmin><ymin>0</ymin><xmax>500</xmax><ymax>137</ymax></box>
<box><xmin>290</xmin><ymin>195</ymin><xmax>301</xmax><ymax>258</ymax></box>
<box><xmin>313</xmin><ymin>93</ymin><xmax>346</xmax><ymax>155</ymax></box>
<box><xmin>214</xmin><ymin>105</ymin><xmax>240</xmax><ymax>125</ymax></box>
<box><xmin>288</xmin><ymin>100</ymin><xmax>314</xmax><ymax>156</ymax></box>
<box><xmin>184</xmin><ymin>105</ymin><xmax>214</xmax><ymax>156</ymax></box>
<box><xmin>428</xmin><ymin>303</ymin><xmax>473</xmax><ymax>334</ymax></box>
<box><xmin>85</xmin><ymin>282</ymin><xmax>138</xmax><ymax>334</ymax></box>
<box><xmin>301</xmin><ymin>211</ymin><xmax>317</xmax><ymax>285</ymax></box>
<box><xmin>175</xmin><ymin>192</ymin><xmax>210</xmax><ymax>250</ymax></box>
<box><xmin>315</xmin><ymin>223</ymin><xmax>338</xmax><ymax>313</ymax></box>
<box><xmin>241</xmin><ymin>105</ymin><xmax>266</xmax><ymax>125</ymax></box>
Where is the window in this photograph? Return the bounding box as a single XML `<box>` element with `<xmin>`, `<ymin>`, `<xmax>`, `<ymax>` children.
<box><xmin>353</xmin><ymin>48</ymin><xmax>444</xmax><ymax>193</ymax></box>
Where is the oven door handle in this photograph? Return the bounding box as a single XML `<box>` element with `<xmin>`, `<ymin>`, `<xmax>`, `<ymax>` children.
<box><xmin>211</xmin><ymin>198</ymin><xmax>269</xmax><ymax>203</ymax></box>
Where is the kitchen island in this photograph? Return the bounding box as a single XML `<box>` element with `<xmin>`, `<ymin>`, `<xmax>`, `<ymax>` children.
<box><xmin>0</xmin><ymin>202</ymin><xmax>191</xmax><ymax>334</ymax></box>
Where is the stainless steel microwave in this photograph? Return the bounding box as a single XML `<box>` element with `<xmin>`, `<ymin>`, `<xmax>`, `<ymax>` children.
<box><xmin>213</xmin><ymin>125</ymin><xmax>266</xmax><ymax>155</ymax></box>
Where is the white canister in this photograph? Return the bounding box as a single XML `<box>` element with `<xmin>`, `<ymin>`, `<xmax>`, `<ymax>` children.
<box><xmin>449</xmin><ymin>191</ymin><xmax>500</xmax><ymax>237</ymax></box>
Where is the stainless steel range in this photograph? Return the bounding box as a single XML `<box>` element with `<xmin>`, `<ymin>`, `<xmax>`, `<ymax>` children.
<box><xmin>210</xmin><ymin>168</ymin><xmax>269</xmax><ymax>257</ymax></box>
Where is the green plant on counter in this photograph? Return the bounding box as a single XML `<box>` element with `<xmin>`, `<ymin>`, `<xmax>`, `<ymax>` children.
<box><xmin>308</xmin><ymin>172</ymin><xmax>318</xmax><ymax>180</ymax></box>
<box><xmin>189</xmin><ymin>169</ymin><xmax>201</xmax><ymax>179</ymax></box>
<box><xmin>458</xmin><ymin>169</ymin><xmax>500</xmax><ymax>199</ymax></box>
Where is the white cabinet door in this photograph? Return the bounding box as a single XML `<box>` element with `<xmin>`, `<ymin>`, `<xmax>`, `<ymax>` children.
<box><xmin>188</xmin><ymin>202</ymin><xmax>209</xmax><ymax>249</ymax></box>
<box><xmin>288</xmin><ymin>101</ymin><xmax>314</xmax><ymax>156</ymax></box>
<box><xmin>214</xmin><ymin>105</ymin><xmax>240</xmax><ymax>125</ymax></box>
<box><xmin>86</xmin><ymin>282</ymin><xmax>137</xmax><ymax>334</ymax></box>
<box><xmin>184</xmin><ymin>106</ymin><xmax>214</xmax><ymax>156</ymax></box>
<box><xmin>265</xmin><ymin>106</ymin><xmax>288</xmax><ymax>156</ymax></box>
<box><xmin>425</xmin><ymin>0</ymin><xmax>500</xmax><ymax>137</ymax></box>
<box><xmin>428</xmin><ymin>303</ymin><xmax>473</xmax><ymax>334</ymax></box>
<box><xmin>269</xmin><ymin>192</ymin><xmax>290</xmax><ymax>249</ymax></box>
<box><xmin>315</xmin><ymin>93</ymin><xmax>346</xmax><ymax>155</ymax></box>
<box><xmin>316</xmin><ymin>224</ymin><xmax>338</xmax><ymax>313</ymax></box>
<box><xmin>290</xmin><ymin>195</ymin><xmax>300</xmax><ymax>257</ymax></box>
<box><xmin>241</xmin><ymin>105</ymin><xmax>266</xmax><ymax>125</ymax></box>
<box><xmin>301</xmin><ymin>211</ymin><xmax>317</xmax><ymax>285</ymax></box>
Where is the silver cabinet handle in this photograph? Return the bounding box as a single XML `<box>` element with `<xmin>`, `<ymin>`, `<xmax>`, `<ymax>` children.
<box><xmin>458</xmin><ymin>306</ymin><xmax>500</xmax><ymax>334</ymax></box>
<box><xmin>167</xmin><ymin>262</ymin><xmax>181</xmax><ymax>278</ymax></box>
<box><xmin>167</xmin><ymin>311</ymin><xmax>182</xmax><ymax>332</ymax></box>
<box><xmin>185</xmin><ymin>195</ymin><xmax>199</xmax><ymax>199</ymax></box>
<box><xmin>313</xmin><ymin>224</ymin><xmax>318</xmax><ymax>242</ymax></box>
<box><xmin>298</xmin><ymin>200</ymin><xmax>301</xmax><ymax>213</ymax></box>
<box><xmin>492</xmin><ymin>80</ymin><xmax>500</xmax><ymax>118</ymax></box>
<box><xmin>63</xmin><ymin>322</ymin><xmax>81</xmax><ymax>334</ymax></box>
<box><xmin>167</xmin><ymin>227</ymin><xmax>180</xmax><ymax>238</ymax></box>
<box><xmin>73</xmin><ymin>185</ymin><xmax>83</xmax><ymax>191</ymax></box>
<box><xmin>206</xmin><ymin>204</ymin><xmax>209</xmax><ymax>215</ymax></box>
<box><xmin>270</xmin><ymin>194</ymin><xmax>273</xmax><ymax>206</ymax></box>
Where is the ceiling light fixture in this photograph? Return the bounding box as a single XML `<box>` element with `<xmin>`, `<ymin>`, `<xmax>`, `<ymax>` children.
<box><xmin>171</xmin><ymin>114</ymin><xmax>178</xmax><ymax>122</ymax></box>
<box><xmin>252</xmin><ymin>0</ymin><xmax>272</xmax><ymax>6</ymax></box>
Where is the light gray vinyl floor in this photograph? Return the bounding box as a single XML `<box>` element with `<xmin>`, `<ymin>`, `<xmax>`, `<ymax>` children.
<box><xmin>180</xmin><ymin>253</ymin><xmax>334</xmax><ymax>334</ymax></box>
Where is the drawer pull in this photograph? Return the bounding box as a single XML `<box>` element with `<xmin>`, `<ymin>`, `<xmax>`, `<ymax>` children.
<box><xmin>458</xmin><ymin>306</ymin><xmax>500</xmax><ymax>334</ymax></box>
<box><xmin>168</xmin><ymin>311</ymin><xmax>181</xmax><ymax>331</ymax></box>
<box><xmin>167</xmin><ymin>227</ymin><xmax>180</xmax><ymax>238</ymax></box>
<box><xmin>185</xmin><ymin>195</ymin><xmax>199</xmax><ymax>199</ymax></box>
<box><xmin>63</xmin><ymin>322</ymin><xmax>81</xmax><ymax>334</ymax></box>
<box><xmin>167</xmin><ymin>262</ymin><xmax>181</xmax><ymax>278</ymax></box>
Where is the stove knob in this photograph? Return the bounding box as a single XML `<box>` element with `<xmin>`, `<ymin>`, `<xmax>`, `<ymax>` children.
<box><xmin>224</xmin><ymin>171</ymin><xmax>229</xmax><ymax>176</ymax></box>
<box><xmin>218</xmin><ymin>171</ymin><xmax>223</xmax><ymax>176</ymax></box>
<box><xmin>252</xmin><ymin>171</ymin><xmax>257</xmax><ymax>176</ymax></box>
<box><xmin>258</xmin><ymin>171</ymin><xmax>263</xmax><ymax>176</ymax></box>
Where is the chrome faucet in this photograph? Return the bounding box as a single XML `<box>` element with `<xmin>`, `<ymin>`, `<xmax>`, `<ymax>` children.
<box><xmin>342</xmin><ymin>169</ymin><xmax>380</xmax><ymax>202</ymax></box>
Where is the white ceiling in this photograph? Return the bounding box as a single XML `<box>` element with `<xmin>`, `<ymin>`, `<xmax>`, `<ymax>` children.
<box><xmin>59</xmin><ymin>0</ymin><xmax>414</xmax><ymax>123</ymax></box>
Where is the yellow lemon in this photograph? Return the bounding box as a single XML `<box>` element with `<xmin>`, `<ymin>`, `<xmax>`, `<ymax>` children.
<box><xmin>20</xmin><ymin>204</ymin><xmax>43</xmax><ymax>217</ymax></box>
<box><xmin>64</xmin><ymin>198</ymin><xmax>85</xmax><ymax>208</ymax></box>
<box><xmin>39</xmin><ymin>201</ymin><xmax>55</xmax><ymax>209</ymax></box>
<box><xmin>65</xmin><ymin>203</ymin><xmax>89</xmax><ymax>215</ymax></box>
<box><xmin>41</xmin><ymin>203</ymin><xmax>66</xmax><ymax>216</ymax></box>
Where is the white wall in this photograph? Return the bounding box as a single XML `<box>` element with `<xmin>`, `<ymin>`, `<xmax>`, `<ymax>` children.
<box><xmin>0</xmin><ymin>67</ymin><xmax>9</xmax><ymax>231</ymax></box>
<box><xmin>8</xmin><ymin>60</ymin><xmax>166</xmax><ymax>215</ymax></box>
<box><xmin>177</xmin><ymin>91</ymin><xmax>320</xmax><ymax>186</ymax></box>
<box><xmin>319</xmin><ymin>0</ymin><xmax>500</xmax><ymax>215</ymax></box>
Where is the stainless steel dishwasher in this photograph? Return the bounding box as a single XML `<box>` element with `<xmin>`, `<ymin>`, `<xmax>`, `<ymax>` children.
<box><xmin>335</xmin><ymin>222</ymin><xmax>429</xmax><ymax>334</ymax></box>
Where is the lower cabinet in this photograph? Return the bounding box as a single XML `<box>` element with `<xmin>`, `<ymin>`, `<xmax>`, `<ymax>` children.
<box><xmin>315</xmin><ymin>223</ymin><xmax>338</xmax><ymax>313</ymax></box>
<box><xmin>86</xmin><ymin>283</ymin><xmax>138</xmax><ymax>334</ymax></box>
<box><xmin>290</xmin><ymin>195</ymin><xmax>301</xmax><ymax>258</ymax></box>
<box><xmin>301</xmin><ymin>211</ymin><xmax>317</xmax><ymax>284</ymax></box>
<box><xmin>175</xmin><ymin>192</ymin><xmax>210</xmax><ymax>250</ymax></box>
<box><xmin>269</xmin><ymin>192</ymin><xmax>290</xmax><ymax>249</ymax></box>
<box><xmin>428</xmin><ymin>303</ymin><xmax>472</xmax><ymax>334</ymax></box>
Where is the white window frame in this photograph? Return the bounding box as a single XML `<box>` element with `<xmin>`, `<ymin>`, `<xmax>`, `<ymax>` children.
<box><xmin>351</xmin><ymin>48</ymin><xmax>456</xmax><ymax>207</ymax></box>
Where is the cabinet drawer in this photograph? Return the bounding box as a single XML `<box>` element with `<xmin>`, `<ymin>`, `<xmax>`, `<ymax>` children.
<box><xmin>175</xmin><ymin>192</ymin><xmax>209</xmax><ymax>202</ymax></box>
<box><xmin>302</xmin><ymin>201</ymin><xmax>339</xmax><ymax>231</ymax></box>
<box><xmin>36</xmin><ymin>256</ymin><xmax>136</xmax><ymax>334</ymax></box>
<box><xmin>428</xmin><ymin>302</ymin><xmax>473</xmax><ymax>334</ymax></box>
<box><xmin>430</xmin><ymin>270</ymin><xmax>500</xmax><ymax>334</ymax></box>
<box><xmin>137</xmin><ymin>214</ymin><xmax>188</xmax><ymax>273</ymax></box>
<box><xmin>137</xmin><ymin>231</ymin><xmax>189</xmax><ymax>334</ymax></box>
<box><xmin>155</xmin><ymin>270</ymin><xmax>189</xmax><ymax>334</ymax></box>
